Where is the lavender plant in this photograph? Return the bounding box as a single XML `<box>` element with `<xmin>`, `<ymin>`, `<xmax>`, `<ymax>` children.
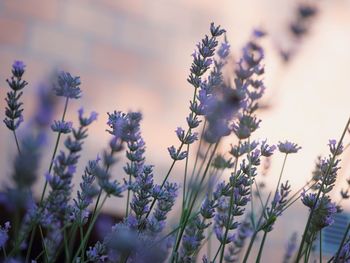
<box><xmin>1</xmin><ymin>22</ymin><xmax>350</xmax><ymax>263</ymax></box>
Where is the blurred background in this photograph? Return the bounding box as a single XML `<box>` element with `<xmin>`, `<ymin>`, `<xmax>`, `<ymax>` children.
<box><xmin>0</xmin><ymin>0</ymin><xmax>350</xmax><ymax>261</ymax></box>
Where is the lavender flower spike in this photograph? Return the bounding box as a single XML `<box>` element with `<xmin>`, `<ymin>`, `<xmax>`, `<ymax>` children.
<box><xmin>12</xmin><ymin>60</ymin><xmax>26</xmax><ymax>78</ymax></box>
<box><xmin>278</xmin><ymin>140</ymin><xmax>301</xmax><ymax>154</ymax></box>
<box><xmin>51</xmin><ymin>120</ymin><xmax>73</xmax><ymax>134</ymax></box>
<box><xmin>0</xmin><ymin>221</ymin><xmax>10</xmax><ymax>248</ymax></box>
<box><xmin>4</xmin><ymin>60</ymin><xmax>28</xmax><ymax>131</ymax></box>
<box><xmin>54</xmin><ymin>71</ymin><xmax>82</xmax><ymax>99</ymax></box>
<box><xmin>78</xmin><ymin>107</ymin><xmax>98</xmax><ymax>127</ymax></box>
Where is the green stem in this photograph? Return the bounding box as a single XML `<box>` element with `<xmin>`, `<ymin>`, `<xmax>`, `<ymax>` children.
<box><xmin>2</xmin><ymin>246</ymin><xmax>7</xmax><ymax>258</ymax></box>
<box><xmin>80</xmin><ymin>226</ymin><xmax>85</xmax><ymax>261</ymax></box>
<box><xmin>13</xmin><ymin>130</ymin><xmax>21</xmax><ymax>155</ymax></box>
<box><xmin>185</xmin><ymin>144</ymin><xmax>213</xmax><ymax>209</ymax></box>
<box><xmin>242</xmin><ymin>193</ymin><xmax>271</xmax><ymax>263</ymax></box>
<box><xmin>296</xmin><ymin>116</ymin><xmax>350</xmax><ymax>262</ymax></box>
<box><xmin>189</xmin><ymin>120</ymin><xmax>207</xmax><ymax>181</ymax></box>
<box><xmin>40</xmin><ymin>97</ymin><xmax>69</xmax><ymax>204</ymax></box>
<box><xmin>272</xmin><ymin>153</ymin><xmax>288</xmax><ymax>211</ymax></box>
<box><xmin>63</xmin><ymin>228</ymin><xmax>70</xmax><ymax>262</ymax></box>
<box><xmin>256</xmin><ymin>231</ymin><xmax>267</xmax><ymax>263</ymax></box>
<box><xmin>144</xmin><ymin>87</ymin><xmax>199</xmax><ymax>223</ymax></box>
<box><xmin>212</xmin><ymin>243</ymin><xmax>223</xmax><ymax>262</ymax></box>
<box><xmin>319</xmin><ymin>230</ymin><xmax>322</xmax><ymax>263</ymax></box>
<box><xmin>172</xmin><ymin>142</ymin><xmax>219</xmax><ymax>260</ymax></box>
<box><xmin>25</xmin><ymin>225</ymin><xmax>36</xmax><ymax>262</ymax></box>
<box><xmin>182</xmin><ymin>144</ymin><xmax>191</xmax><ymax>212</ymax></box>
<box><xmin>72</xmin><ymin>195</ymin><xmax>108</xmax><ymax>262</ymax></box>
<box><xmin>39</xmin><ymin>225</ymin><xmax>49</xmax><ymax>263</ymax></box>
<box><xmin>219</xmin><ymin>152</ymin><xmax>240</xmax><ymax>263</ymax></box>
<box><xmin>126</xmin><ymin>174</ymin><xmax>132</xmax><ymax>216</ymax></box>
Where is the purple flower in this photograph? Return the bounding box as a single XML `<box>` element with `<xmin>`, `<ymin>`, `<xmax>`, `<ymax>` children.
<box><xmin>51</xmin><ymin>120</ymin><xmax>73</xmax><ymax>134</ymax></box>
<box><xmin>0</xmin><ymin>221</ymin><xmax>11</xmax><ymax>247</ymax></box>
<box><xmin>12</xmin><ymin>60</ymin><xmax>26</xmax><ymax>78</ymax></box>
<box><xmin>260</xmin><ymin>140</ymin><xmax>276</xmax><ymax>157</ymax></box>
<box><xmin>283</xmin><ymin>233</ymin><xmax>297</xmax><ymax>263</ymax></box>
<box><xmin>54</xmin><ymin>71</ymin><xmax>82</xmax><ymax>99</ymax></box>
<box><xmin>78</xmin><ymin>108</ymin><xmax>98</xmax><ymax>127</ymax></box>
<box><xmin>4</xmin><ymin>61</ymin><xmax>28</xmax><ymax>131</ymax></box>
<box><xmin>253</xmin><ymin>28</ymin><xmax>266</xmax><ymax>38</ymax></box>
<box><xmin>278</xmin><ymin>140</ymin><xmax>301</xmax><ymax>154</ymax></box>
<box><xmin>217</xmin><ymin>41</ymin><xmax>230</xmax><ymax>59</ymax></box>
<box><xmin>175</xmin><ymin>127</ymin><xmax>198</xmax><ymax>145</ymax></box>
<box><xmin>168</xmin><ymin>146</ymin><xmax>187</xmax><ymax>160</ymax></box>
<box><xmin>328</xmin><ymin>139</ymin><xmax>343</xmax><ymax>156</ymax></box>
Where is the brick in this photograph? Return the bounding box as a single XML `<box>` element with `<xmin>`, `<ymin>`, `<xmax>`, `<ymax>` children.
<box><xmin>0</xmin><ymin>16</ymin><xmax>26</xmax><ymax>46</ymax></box>
<box><xmin>91</xmin><ymin>42</ymin><xmax>141</xmax><ymax>76</ymax></box>
<box><xmin>29</xmin><ymin>25</ymin><xmax>87</xmax><ymax>65</ymax></box>
<box><xmin>2</xmin><ymin>0</ymin><xmax>58</xmax><ymax>22</ymax></box>
<box><xmin>62</xmin><ymin>1</ymin><xmax>120</xmax><ymax>40</ymax></box>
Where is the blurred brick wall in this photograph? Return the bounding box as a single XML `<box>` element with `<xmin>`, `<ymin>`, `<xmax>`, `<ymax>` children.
<box><xmin>0</xmin><ymin>0</ymin><xmax>224</xmax><ymax>170</ymax></box>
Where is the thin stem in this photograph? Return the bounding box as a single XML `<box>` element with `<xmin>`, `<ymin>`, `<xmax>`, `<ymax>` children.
<box><xmin>2</xmin><ymin>246</ymin><xmax>7</xmax><ymax>258</ymax></box>
<box><xmin>334</xmin><ymin>222</ymin><xmax>350</xmax><ymax>262</ymax></box>
<box><xmin>319</xmin><ymin>230</ymin><xmax>322</xmax><ymax>263</ymax></box>
<box><xmin>72</xmin><ymin>195</ymin><xmax>108</xmax><ymax>262</ymax></box>
<box><xmin>80</xmin><ymin>226</ymin><xmax>85</xmax><ymax>261</ymax></box>
<box><xmin>40</xmin><ymin>97</ymin><xmax>69</xmax><ymax>204</ymax></box>
<box><xmin>13</xmin><ymin>130</ymin><xmax>21</xmax><ymax>155</ymax></box>
<box><xmin>219</xmin><ymin>144</ymin><xmax>240</xmax><ymax>263</ymax></box>
<box><xmin>256</xmin><ymin>231</ymin><xmax>267</xmax><ymax>263</ymax></box>
<box><xmin>25</xmin><ymin>225</ymin><xmax>36</xmax><ymax>262</ymax></box>
<box><xmin>182</xmin><ymin>144</ymin><xmax>191</xmax><ymax>212</ymax></box>
<box><xmin>185</xmin><ymin>144</ymin><xmax>213</xmax><ymax>209</ymax></box>
<box><xmin>172</xmin><ymin>142</ymin><xmax>220</xmax><ymax>260</ymax></box>
<box><xmin>296</xmin><ymin>116</ymin><xmax>350</xmax><ymax>262</ymax></box>
<box><xmin>272</xmin><ymin>153</ymin><xmax>288</xmax><ymax>211</ymax></box>
<box><xmin>304</xmin><ymin>234</ymin><xmax>314</xmax><ymax>263</ymax></box>
<box><xmin>39</xmin><ymin>225</ymin><xmax>49</xmax><ymax>263</ymax></box>
<box><xmin>125</xmin><ymin>174</ymin><xmax>132</xmax><ymax>216</ymax></box>
<box><xmin>63</xmin><ymin>228</ymin><xmax>70</xmax><ymax>262</ymax></box>
<box><xmin>190</xmin><ymin>120</ymin><xmax>207</xmax><ymax>181</ymax></box>
<box><xmin>242</xmin><ymin>193</ymin><xmax>271</xmax><ymax>263</ymax></box>
<box><xmin>213</xmin><ymin>243</ymin><xmax>223</xmax><ymax>262</ymax></box>
<box><xmin>145</xmin><ymin>87</ymin><xmax>199</xmax><ymax>222</ymax></box>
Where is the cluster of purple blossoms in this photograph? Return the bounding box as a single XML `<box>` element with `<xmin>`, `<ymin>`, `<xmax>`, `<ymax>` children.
<box><xmin>231</xmin><ymin>29</ymin><xmax>266</xmax><ymax>141</ymax></box>
<box><xmin>148</xmin><ymin>182</ymin><xmax>179</xmax><ymax>234</ymax></box>
<box><xmin>54</xmin><ymin>71</ymin><xmax>82</xmax><ymax>99</ymax></box>
<box><xmin>101</xmin><ymin>221</ymin><xmax>169</xmax><ymax>262</ymax></box>
<box><xmin>70</xmin><ymin>159</ymin><xmax>100</xmax><ymax>226</ymax></box>
<box><xmin>3</xmin><ymin>61</ymin><xmax>27</xmax><ymax>131</ymax></box>
<box><xmin>167</xmin><ymin>23</ymin><xmax>226</xmax><ymax>160</ymax></box>
<box><xmin>282</xmin><ymin>232</ymin><xmax>298</xmax><ymax>263</ymax></box>
<box><xmin>261</xmin><ymin>181</ymin><xmax>291</xmax><ymax>232</ymax></box>
<box><xmin>0</xmin><ymin>133</ymin><xmax>43</xmax><ymax>213</ymax></box>
<box><xmin>51</xmin><ymin>120</ymin><xmax>73</xmax><ymax>134</ymax></box>
<box><xmin>129</xmin><ymin>165</ymin><xmax>155</xmax><ymax>225</ymax></box>
<box><xmin>336</xmin><ymin>236</ymin><xmax>350</xmax><ymax>262</ymax></box>
<box><xmin>0</xmin><ymin>222</ymin><xmax>11</xmax><ymax>248</ymax></box>
<box><xmin>123</xmin><ymin>112</ymin><xmax>145</xmax><ymax>180</ymax></box>
<box><xmin>179</xmin><ymin>215</ymin><xmax>207</xmax><ymax>262</ymax></box>
<box><xmin>33</xmin><ymin>85</ymin><xmax>58</xmax><ymax>128</ymax></box>
<box><xmin>213</xmin><ymin>155</ymin><xmax>257</xmax><ymax>247</ymax></box>
<box><xmin>301</xmin><ymin>193</ymin><xmax>338</xmax><ymax>236</ymax></box>
<box><xmin>277</xmin><ymin>140</ymin><xmax>302</xmax><ymax>154</ymax></box>
<box><xmin>224</xmin><ymin>221</ymin><xmax>253</xmax><ymax>262</ymax></box>
<box><xmin>43</xmin><ymin>108</ymin><xmax>97</xmax><ymax>260</ymax></box>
